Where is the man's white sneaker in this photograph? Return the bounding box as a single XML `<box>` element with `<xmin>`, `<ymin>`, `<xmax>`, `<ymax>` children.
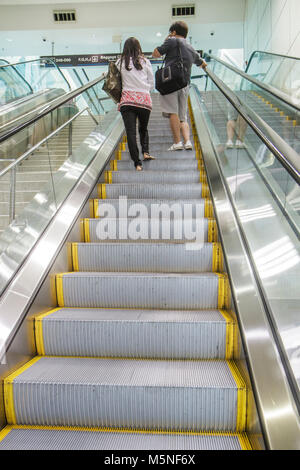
<box><xmin>236</xmin><ymin>140</ymin><xmax>246</xmax><ymax>149</ymax></box>
<box><xmin>184</xmin><ymin>140</ymin><xmax>193</xmax><ymax>150</ymax></box>
<box><xmin>168</xmin><ymin>142</ymin><xmax>184</xmax><ymax>151</ymax></box>
<box><xmin>226</xmin><ymin>139</ymin><xmax>234</xmax><ymax>148</ymax></box>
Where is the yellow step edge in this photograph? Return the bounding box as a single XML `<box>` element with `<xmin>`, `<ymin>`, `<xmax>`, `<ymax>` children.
<box><xmin>0</xmin><ymin>424</ymin><xmax>251</xmax><ymax>448</ymax></box>
<box><xmin>56</xmin><ymin>274</ymin><xmax>66</xmax><ymax>308</ymax></box>
<box><xmin>93</xmin><ymin>199</ymin><xmax>99</xmax><ymax>219</ymax></box>
<box><xmin>97</xmin><ymin>184</ymin><xmax>106</xmax><ymax>199</ymax></box>
<box><xmin>202</xmin><ymin>183</ymin><xmax>210</xmax><ymax>199</ymax></box>
<box><xmin>227</xmin><ymin>361</ymin><xmax>248</xmax><ymax>433</ymax></box>
<box><xmin>217</xmin><ymin>274</ymin><xmax>231</xmax><ymax>310</ymax></box>
<box><xmin>83</xmin><ymin>218</ymin><xmax>90</xmax><ymax>243</ymax></box>
<box><xmin>89</xmin><ymin>199</ymin><xmax>94</xmax><ymax>218</ymax></box>
<box><xmin>71</xmin><ymin>243</ymin><xmax>79</xmax><ymax>272</ymax></box>
<box><xmin>208</xmin><ymin>219</ymin><xmax>218</xmax><ymax>243</ymax></box>
<box><xmin>4</xmin><ymin>357</ymin><xmax>42</xmax><ymax>425</ymax></box>
<box><xmin>35</xmin><ymin>308</ymin><xmax>62</xmax><ymax>356</ymax></box>
<box><xmin>79</xmin><ymin>219</ymin><xmax>85</xmax><ymax>242</ymax></box>
<box><xmin>105</xmin><ymin>171</ymin><xmax>112</xmax><ymax>184</ymax></box>
<box><xmin>219</xmin><ymin>310</ymin><xmax>236</xmax><ymax>359</ymax></box>
<box><xmin>204</xmin><ymin>199</ymin><xmax>213</xmax><ymax>218</ymax></box>
<box><xmin>212</xmin><ymin>243</ymin><xmax>223</xmax><ymax>273</ymax></box>
<box><xmin>0</xmin><ymin>425</ymin><xmax>13</xmax><ymax>443</ymax></box>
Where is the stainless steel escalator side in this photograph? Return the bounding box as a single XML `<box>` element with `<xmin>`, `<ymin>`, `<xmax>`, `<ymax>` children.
<box><xmin>0</xmin><ymin>112</ymin><xmax>124</xmax><ymax>431</ymax></box>
<box><xmin>189</xmin><ymin>85</ymin><xmax>300</xmax><ymax>449</ymax></box>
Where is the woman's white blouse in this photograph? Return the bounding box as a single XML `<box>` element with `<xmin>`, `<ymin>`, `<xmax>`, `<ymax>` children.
<box><xmin>117</xmin><ymin>57</ymin><xmax>155</xmax><ymax>93</ymax></box>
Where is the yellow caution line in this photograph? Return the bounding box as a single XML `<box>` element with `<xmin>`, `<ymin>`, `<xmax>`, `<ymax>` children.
<box><xmin>217</xmin><ymin>274</ymin><xmax>231</xmax><ymax>310</ymax></box>
<box><xmin>212</xmin><ymin>243</ymin><xmax>224</xmax><ymax>273</ymax></box>
<box><xmin>71</xmin><ymin>243</ymin><xmax>79</xmax><ymax>272</ymax></box>
<box><xmin>98</xmin><ymin>183</ymin><xmax>106</xmax><ymax>199</ymax></box>
<box><xmin>204</xmin><ymin>200</ymin><xmax>213</xmax><ymax>218</ymax></box>
<box><xmin>227</xmin><ymin>361</ymin><xmax>248</xmax><ymax>433</ymax></box>
<box><xmin>94</xmin><ymin>199</ymin><xmax>99</xmax><ymax>219</ymax></box>
<box><xmin>56</xmin><ymin>274</ymin><xmax>65</xmax><ymax>307</ymax></box>
<box><xmin>219</xmin><ymin>310</ymin><xmax>236</xmax><ymax>359</ymax></box>
<box><xmin>89</xmin><ymin>199</ymin><xmax>94</xmax><ymax>218</ymax></box>
<box><xmin>0</xmin><ymin>425</ymin><xmax>13</xmax><ymax>443</ymax></box>
<box><xmin>35</xmin><ymin>308</ymin><xmax>62</xmax><ymax>356</ymax></box>
<box><xmin>1</xmin><ymin>423</ymin><xmax>251</xmax><ymax>444</ymax></box>
<box><xmin>4</xmin><ymin>357</ymin><xmax>42</xmax><ymax>425</ymax></box>
<box><xmin>79</xmin><ymin>219</ymin><xmax>85</xmax><ymax>242</ymax></box>
<box><xmin>208</xmin><ymin>219</ymin><xmax>218</xmax><ymax>243</ymax></box>
<box><xmin>104</xmin><ymin>171</ymin><xmax>112</xmax><ymax>184</ymax></box>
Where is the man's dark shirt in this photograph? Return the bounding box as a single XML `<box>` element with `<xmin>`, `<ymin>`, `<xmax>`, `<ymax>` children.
<box><xmin>156</xmin><ymin>37</ymin><xmax>203</xmax><ymax>84</ymax></box>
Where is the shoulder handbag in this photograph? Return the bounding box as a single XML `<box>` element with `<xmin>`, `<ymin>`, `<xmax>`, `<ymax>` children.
<box><xmin>155</xmin><ymin>40</ymin><xmax>188</xmax><ymax>96</ymax></box>
<box><xmin>102</xmin><ymin>59</ymin><xmax>122</xmax><ymax>103</ymax></box>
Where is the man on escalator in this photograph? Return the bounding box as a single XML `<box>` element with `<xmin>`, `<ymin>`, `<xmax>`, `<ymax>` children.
<box><xmin>153</xmin><ymin>21</ymin><xmax>207</xmax><ymax>151</ymax></box>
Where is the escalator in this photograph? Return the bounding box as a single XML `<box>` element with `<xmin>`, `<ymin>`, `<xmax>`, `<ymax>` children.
<box><xmin>0</xmin><ymin>58</ymin><xmax>299</xmax><ymax>450</ymax></box>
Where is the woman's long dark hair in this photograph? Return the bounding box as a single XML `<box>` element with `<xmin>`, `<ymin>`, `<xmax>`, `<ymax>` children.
<box><xmin>121</xmin><ymin>37</ymin><xmax>144</xmax><ymax>71</ymax></box>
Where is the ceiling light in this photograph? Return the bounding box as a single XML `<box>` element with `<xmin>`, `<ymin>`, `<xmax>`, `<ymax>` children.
<box><xmin>156</xmin><ymin>32</ymin><xmax>162</xmax><ymax>37</ymax></box>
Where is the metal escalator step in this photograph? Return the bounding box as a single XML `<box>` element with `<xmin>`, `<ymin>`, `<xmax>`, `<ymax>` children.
<box><xmin>0</xmin><ymin>425</ymin><xmax>251</xmax><ymax>450</ymax></box>
<box><xmin>4</xmin><ymin>357</ymin><xmax>246</xmax><ymax>432</ymax></box>
<box><xmin>71</xmin><ymin>242</ymin><xmax>222</xmax><ymax>273</ymax></box>
<box><xmin>92</xmin><ymin>199</ymin><xmax>213</xmax><ymax>219</ymax></box>
<box><xmin>119</xmin><ymin>150</ymin><xmax>197</xmax><ymax>160</ymax></box>
<box><xmin>35</xmin><ymin>308</ymin><xmax>235</xmax><ymax>359</ymax></box>
<box><xmin>110</xmin><ymin>160</ymin><xmax>202</xmax><ymax>171</ymax></box>
<box><xmin>81</xmin><ymin>217</ymin><xmax>218</xmax><ymax>243</ymax></box>
<box><xmin>97</xmin><ymin>183</ymin><xmax>210</xmax><ymax>200</ymax></box>
<box><xmin>104</xmin><ymin>171</ymin><xmax>207</xmax><ymax>184</ymax></box>
<box><xmin>56</xmin><ymin>272</ymin><xmax>230</xmax><ymax>310</ymax></box>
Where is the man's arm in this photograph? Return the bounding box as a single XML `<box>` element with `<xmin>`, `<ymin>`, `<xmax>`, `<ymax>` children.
<box><xmin>152</xmin><ymin>48</ymin><xmax>161</xmax><ymax>58</ymax></box>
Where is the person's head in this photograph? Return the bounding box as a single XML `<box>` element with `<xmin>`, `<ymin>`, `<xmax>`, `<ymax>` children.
<box><xmin>121</xmin><ymin>37</ymin><xmax>144</xmax><ymax>71</ymax></box>
<box><xmin>169</xmin><ymin>21</ymin><xmax>188</xmax><ymax>38</ymax></box>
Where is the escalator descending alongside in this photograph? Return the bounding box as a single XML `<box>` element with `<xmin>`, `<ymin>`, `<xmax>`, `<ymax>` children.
<box><xmin>0</xmin><ymin>94</ymin><xmax>252</xmax><ymax>450</ymax></box>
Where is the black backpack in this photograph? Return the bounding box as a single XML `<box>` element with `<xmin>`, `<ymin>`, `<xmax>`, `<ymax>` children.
<box><xmin>155</xmin><ymin>40</ymin><xmax>188</xmax><ymax>95</ymax></box>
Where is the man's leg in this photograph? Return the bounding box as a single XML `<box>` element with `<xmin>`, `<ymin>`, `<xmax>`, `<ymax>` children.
<box><xmin>178</xmin><ymin>86</ymin><xmax>192</xmax><ymax>148</ymax></box>
<box><xmin>169</xmin><ymin>113</ymin><xmax>181</xmax><ymax>144</ymax></box>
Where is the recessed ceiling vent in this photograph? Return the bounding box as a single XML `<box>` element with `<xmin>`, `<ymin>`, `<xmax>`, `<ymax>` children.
<box><xmin>53</xmin><ymin>10</ymin><xmax>76</xmax><ymax>23</ymax></box>
<box><xmin>172</xmin><ymin>4</ymin><xmax>195</xmax><ymax>17</ymax></box>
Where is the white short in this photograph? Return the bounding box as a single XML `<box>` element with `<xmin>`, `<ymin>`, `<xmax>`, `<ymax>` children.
<box><xmin>159</xmin><ymin>86</ymin><xmax>190</xmax><ymax>122</ymax></box>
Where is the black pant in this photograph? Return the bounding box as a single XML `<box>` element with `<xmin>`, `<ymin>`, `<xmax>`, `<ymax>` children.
<box><xmin>120</xmin><ymin>106</ymin><xmax>151</xmax><ymax>167</ymax></box>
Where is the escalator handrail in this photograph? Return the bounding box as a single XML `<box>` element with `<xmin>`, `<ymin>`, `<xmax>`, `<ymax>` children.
<box><xmin>0</xmin><ymin>107</ymin><xmax>89</xmax><ymax>179</ymax></box>
<box><xmin>0</xmin><ymin>72</ymin><xmax>107</xmax><ymax>144</ymax></box>
<box><xmin>0</xmin><ymin>58</ymin><xmax>71</xmax><ymax>93</ymax></box>
<box><xmin>246</xmin><ymin>50</ymin><xmax>300</xmax><ymax>73</ymax></box>
<box><xmin>0</xmin><ymin>58</ymin><xmax>34</xmax><ymax>95</ymax></box>
<box><xmin>202</xmin><ymin>68</ymin><xmax>300</xmax><ymax>185</ymax></box>
<box><xmin>208</xmin><ymin>54</ymin><xmax>300</xmax><ymax>112</ymax></box>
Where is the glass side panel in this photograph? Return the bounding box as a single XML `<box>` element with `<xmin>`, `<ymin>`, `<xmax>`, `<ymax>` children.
<box><xmin>0</xmin><ymin>79</ymin><xmax>118</xmax><ymax>294</ymax></box>
<box><xmin>205</xmin><ymin>59</ymin><xmax>300</xmax><ymax>156</ymax></box>
<box><xmin>193</xmin><ymin>82</ymin><xmax>300</xmax><ymax>391</ymax></box>
<box><xmin>0</xmin><ymin>63</ymin><xmax>32</xmax><ymax>106</ymax></box>
<box><xmin>246</xmin><ymin>52</ymin><xmax>300</xmax><ymax>108</ymax></box>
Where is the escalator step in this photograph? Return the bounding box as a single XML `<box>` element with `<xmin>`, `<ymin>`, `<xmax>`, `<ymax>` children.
<box><xmin>55</xmin><ymin>272</ymin><xmax>230</xmax><ymax>310</ymax></box>
<box><xmin>35</xmin><ymin>308</ymin><xmax>235</xmax><ymax>359</ymax></box>
<box><xmin>110</xmin><ymin>160</ymin><xmax>202</xmax><ymax>171</ymax></box>
<box><xmin>119</xmin><ymin>150</ymin><xmax>197</xmax><ymax>160</ymax></box>
<box><xmin>4</xmin><ymin>356</ymin><xmax>246</xmax><ymax>432</ymax></box>
<box><xmin>80</xmin><ymin>217</ymin><xmax>218</xmax><ymax>243</ymax></box>
<box><xmin>104</xmin><ymin>171</ymin><xmax>207</xmax><ymax>184</ymax></box>
<box><xmin>91</xmin><ymin>199</ymin><xmax>214</xmax><ymax>219</ymax></box>
<box><xmin>97</xmin><ymin>183</ymin><xmax>210</xmax><ymax>200</ymax></box>
<box><xmin>0</xmin><ymin>425</ymin><xmax>251</xmax><ymax>450</ymax></box>
<box><xmin>71</xmin><ymin>242</ymin><xmax>222</xmax><ymax>273</ymax></box>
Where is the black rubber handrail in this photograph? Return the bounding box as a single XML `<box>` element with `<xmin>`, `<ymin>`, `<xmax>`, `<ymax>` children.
<box><xmin>246</xmin><ymin>50</ymin><xmax>300</xmax><ymax>74</ymax></box>
<box><xmin>0</xmin><ymin>58</ymin><xmax>71</xmax><ymax>92</ymax></box>
<box><xmin>201</xmin><ymin>68</ymin><xmax>300</xmax><ymax>185</ymax></box>
<box><xmin>208</xmin><ymin>54</ymin><xmax>300</xmax><ymax>112</ymax></box>
<box><xmin>0</xmin><ymin>73</ymin><xmax>106</xmax><ymax>144</ymax></box>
